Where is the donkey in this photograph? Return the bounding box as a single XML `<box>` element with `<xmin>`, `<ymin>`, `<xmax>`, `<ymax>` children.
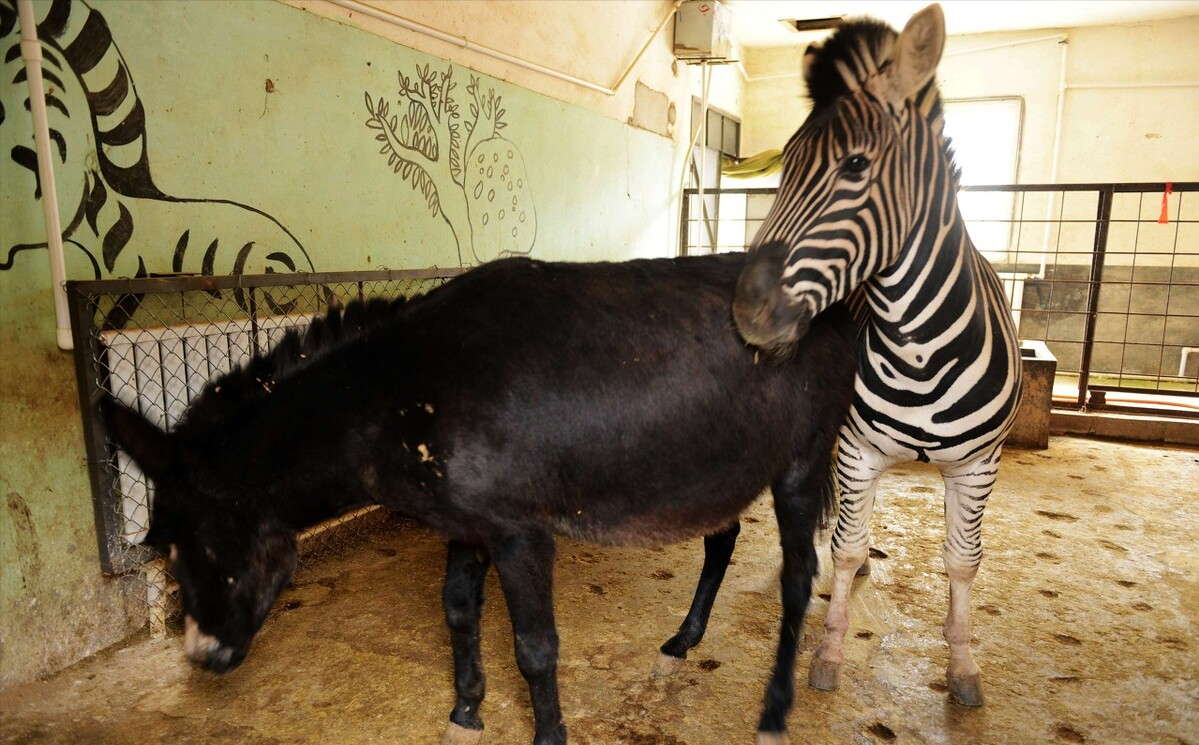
<box><xmin>104</xmin><ymin>254</ymin><xmax>857</xmax><ymax>745</ymax></box>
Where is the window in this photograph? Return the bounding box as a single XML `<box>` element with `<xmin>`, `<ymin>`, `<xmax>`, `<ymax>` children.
<box><xmin>943</xmin><ymin>97</ymin><xmax>1023</xmax><ymax>261</ymax></box>
<box><xmin>693</xmin><ymin>100</ymin><xmax>740</xmax><ymax>160</ymax></box>
<box><xmin>686</xmin><ymin>101</ymin><xmax>741</xmax><ymax>253</ymax></box>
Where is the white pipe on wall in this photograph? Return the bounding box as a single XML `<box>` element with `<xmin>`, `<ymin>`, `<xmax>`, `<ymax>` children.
<box><xmin>1041</xmin><ymin>35</ymin><xmax>1069</xmax><ymax>279</ymax></box>
<box><xmin>1066</xmin><ymin>81</ymin><xmax>1199</xmax><ymax>89</ymax></box>
<box><xmin>17</xmin><ymin>0</ymin><xmax>72</xmax><ymax>350</ymax></box>
<box><xmin>698</xmin><ymin>62</ymin><xmax>711</xmax><ymax>252</ymax></box>
<box><xmin>945</xmin><ymin>33</ymin><xmax>1067</xmax><ymax>57</ymax></box>
<box><xmin>327</xmin><ymin>0</ymin><xmax>682</xmax><ymax>97</ymax></box>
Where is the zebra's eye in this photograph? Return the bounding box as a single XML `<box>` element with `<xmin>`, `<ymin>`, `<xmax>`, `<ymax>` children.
<box><xmin>842</xmin><ymin>154</ymin><xmax>870</xmax><ymax>175</ymax></box>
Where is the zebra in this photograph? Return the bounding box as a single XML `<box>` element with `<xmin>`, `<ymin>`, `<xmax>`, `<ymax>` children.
<box><xmin>731</xmin><ymin>5</ymin><xmax>1023</xmax><ymax>707</ymax></box>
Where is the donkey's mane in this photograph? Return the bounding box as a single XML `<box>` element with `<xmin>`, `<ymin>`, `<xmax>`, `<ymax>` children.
<box><xmin>178</xmin><ymin>296</ymin><xmax>409</xmax><ymax>434</ymax></box>
<box><xmin>804</xmin><ymin>18</ymin><xmax>959</xmax><ymax>186</ymax></box>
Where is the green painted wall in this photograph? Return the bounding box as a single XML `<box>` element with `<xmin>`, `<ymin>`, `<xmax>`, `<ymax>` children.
<box><xmin>0</xmin><ymin>0</ymin><xmax>678</xmax><ymax>687</ymax></box>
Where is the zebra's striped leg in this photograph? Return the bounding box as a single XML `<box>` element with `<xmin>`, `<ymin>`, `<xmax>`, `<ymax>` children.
<box><xmin>809</xmin><ymin>433</ymin><xmax>885</xmax><ymax>691</ymax></box>
<box><xmin>940</xmin><ymin>453</ymin><xmax>999</xmax><ymax>707</ymax></box>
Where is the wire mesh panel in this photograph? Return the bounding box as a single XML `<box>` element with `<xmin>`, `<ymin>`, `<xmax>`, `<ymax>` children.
<box><xmin>680</xmin><ymin>182</ymin><xmax>1199</xmax><ymax>416</ymax></box>
<box><xmin>66</xmin><ymin>269</ymin><xmax>464</xmax><ymax>627</ymax></box>
<box><xmin>960</xmin><ymin>183</ymin><xmax>1199</xmax><ymax>411</ymax></box>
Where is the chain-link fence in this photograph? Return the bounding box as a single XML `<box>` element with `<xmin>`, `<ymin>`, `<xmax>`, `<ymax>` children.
<box><xmin>66</xmin><ymin>269</ymin><xmax>465</xmax><ymax>634</ymax></box>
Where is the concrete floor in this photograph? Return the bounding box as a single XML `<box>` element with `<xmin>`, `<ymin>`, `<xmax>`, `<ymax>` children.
<box><xmin>2</xmin><ymin>436</ymin><xmax>1197</xmax><ymax>745</ymax></box>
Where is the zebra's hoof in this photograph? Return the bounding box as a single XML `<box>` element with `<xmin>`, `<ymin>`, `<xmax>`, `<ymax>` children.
<box><xmin>856</xmin><ymin>558</ymin><xmax>872</xmax><ymax>577</ymax></box>
<box><xmin>948</xmin><ymin>672</ymin><xmax>985</xmax><ymax>707</ymax></box>
<box><xmin>756</xmin><ymin>729</ymin><xmax>790</xmax><ymax>745</ymax></box>
<box><xmin>652</xmin><ymin>651</ymin><xmax>684</xmax><ymax>678</ymax></box>
<box><xmin>808</xmin><ymin>657</ymin><xmax>842</xmax><ymax>690</ymax></box>
<box><xmin>442</xmin><ymin>722</ymin><xmax>484</xmax><ymax>745</ymax></box>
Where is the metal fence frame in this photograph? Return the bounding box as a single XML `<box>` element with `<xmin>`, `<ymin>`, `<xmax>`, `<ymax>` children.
<box><xmin>681</xmin><ymin>181</ymin><xmax>1199</xmax><ymax>418</ymax></box>
<box><xmin>67</xmin><ymin>268</ymin><xmax>465</xmax><ymax>577</ymax></box>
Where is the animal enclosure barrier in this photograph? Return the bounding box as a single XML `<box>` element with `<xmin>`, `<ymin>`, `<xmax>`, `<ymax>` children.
<box><xmin>682</xmin><ymin>181</ymin><xmax>1199</xmax><ymax>418</ymax></box>
<box><xmin>67</xmin><ymin>269</ymin><xmax>464</xmax><ymax>632</ymax></box>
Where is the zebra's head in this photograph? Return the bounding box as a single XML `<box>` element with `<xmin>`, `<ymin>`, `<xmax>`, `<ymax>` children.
<box><xmin>734</xmin><ymin>4</ymin><xmax>947</xmax><ymax>357</ymax></box>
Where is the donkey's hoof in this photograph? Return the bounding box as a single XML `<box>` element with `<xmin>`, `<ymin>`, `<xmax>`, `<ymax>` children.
<box><xmin>442</xmin><ymin>722</ymin><xmax>484</xmax><ymax>745</ymax></box>
<box><xmin>948</xmin><ymin>672</ymin><xmax>985</xmax><ymax>707</ymax></box>
<box><xmin>652</xmin><ymin>651</ymin><xmax>685</xmax><ymax>678</ymax></box>
<box><xmin>856</xmin><ymin>558</ymin><xmax>871</xmax><ymax>576</ymax></box>
<box><xmin>756</xmin><ymin>730</ymin><xmax>790</xmax><ymax>745</ymax></box>
<box><xmin>808</xmin><ymin>658</ymin><xmax>842</xmax><ymax>691</ymax></box>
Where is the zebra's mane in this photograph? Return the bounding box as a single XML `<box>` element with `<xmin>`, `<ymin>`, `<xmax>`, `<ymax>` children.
<box><xmin>805</xmin><ymin>18</ymin><xmax>960</xmax><ymax>186</ymax></box>
<box><xmin>177</xmin><ymin>296</ymin><xmax>409</xmax><ymax>435</ymax></box>
<box><xmin>804</xmin><ymin>19</ymin><xmax>898</xmax><ymax>110</ymax></box>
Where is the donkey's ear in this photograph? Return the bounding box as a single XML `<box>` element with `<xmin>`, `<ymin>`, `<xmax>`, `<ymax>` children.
<box><xmin>883</xmin><ymin>3</ymin><xmax>945</xmax><ymax>105</ymax></box>
<box><xmin>101</xmin><ymin>398</ymin><xmax>176</xmax><ymax>481</ymax></box>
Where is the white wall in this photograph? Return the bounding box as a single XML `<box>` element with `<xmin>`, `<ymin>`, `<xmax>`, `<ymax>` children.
<box><xmin>740</xmin><ymin>16</ymin><xmax>1199</xmax><ymax>184</ymax></box>
<box><xmin>941</xmin><ymin>17</ymin><xmax>1199</xmax><ymax>184</ymax></box>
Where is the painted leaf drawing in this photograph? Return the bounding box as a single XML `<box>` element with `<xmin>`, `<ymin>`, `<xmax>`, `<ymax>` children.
<box><xmin>365</xmin><ymin>91</ymin><xmax>441</xmax><ymax>219</ymax></box>
<box><xmin>363</xmin><ymin>64</ymin><xmax>536</xmax><ymax>265</ymax></box>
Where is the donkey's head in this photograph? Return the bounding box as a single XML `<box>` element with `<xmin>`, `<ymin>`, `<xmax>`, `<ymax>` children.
<box><xmin>104</xmin><ymin>399</ymin><xmax>297</xmax><ymax>674</ymax></box>
<box><xmin>733</xmin><ymin>4</ymin><xmax>948</xmax><ymax>356</ymax></box>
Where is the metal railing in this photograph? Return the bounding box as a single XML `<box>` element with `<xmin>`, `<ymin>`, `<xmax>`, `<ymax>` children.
<box><xmin>681</xmin><ymin>182</ymin><xmax>1199</xmax><ymax>417</ymax></box>
<box><xmin>66</xmin><ymin>269</ymin><xmax>464</xmax><ymax>598</ymax></box>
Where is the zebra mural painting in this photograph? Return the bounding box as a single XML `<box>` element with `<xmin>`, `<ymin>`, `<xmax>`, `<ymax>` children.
<box><xmin>0</xmin><ymin>0</ymin><xmax>312</xmax><ymax>314</ymax></box>
<box><xmin>731</xmin><ymin>5</ymin><xmax>1022</xmax><ymax>707</ymax></box>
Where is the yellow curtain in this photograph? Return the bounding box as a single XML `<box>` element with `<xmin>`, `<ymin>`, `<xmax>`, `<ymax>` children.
<box><xmin>721</xmin><ymin>149</ymin><xmax>783</xmax><ymax>179</ymax></box>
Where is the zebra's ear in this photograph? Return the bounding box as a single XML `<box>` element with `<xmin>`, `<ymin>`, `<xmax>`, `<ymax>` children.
<box><xmin>884</xmin><ymin>3</ymin><xmax>945</xmax><ymax>105</ymax></box>
<box><xmin>802</xmin><ymin>42</ymin><xmax>822</xmax><ymax>82</ymax></box>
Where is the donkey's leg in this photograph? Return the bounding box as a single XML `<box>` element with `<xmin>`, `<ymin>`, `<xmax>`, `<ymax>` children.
<box><xmin>757</xmin><ymin>462</ymin><xmax>824</xmax><ymax>744</ymax></box>
<box><xmin>940</xmin><ymin>450</ymin><xmax>1000</xmax><ymax>707</ymax></box>
<box><xmin>654</xmin><ymin>521</ymin><xmax>740</xmax><ymax>677</ymax></box>
<box><xmin>809</xmin><ymin>429</ymin><xmax>886</xmax><ymax>691</ymax></box>
<box><xmin>442</xmin><ymin>541</ymin><xmax>492</xmax><ymax>745</ymax></box>
<box><xmin>491</xmin><ymin>529</ymin><xmax>567</xmax><ymax>745</ymax></box>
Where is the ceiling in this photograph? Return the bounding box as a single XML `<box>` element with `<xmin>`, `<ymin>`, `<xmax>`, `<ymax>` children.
<box><xmin>726</xmin><ymin>0</ymin><xmax>1199</xmax><ymax>47</ymax></box>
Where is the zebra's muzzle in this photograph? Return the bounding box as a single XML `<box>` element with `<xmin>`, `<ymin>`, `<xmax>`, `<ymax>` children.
<box><xmin>733</xmin><ymin>242</ymin><xmax>812</xmax><ymax>360</ymax></box>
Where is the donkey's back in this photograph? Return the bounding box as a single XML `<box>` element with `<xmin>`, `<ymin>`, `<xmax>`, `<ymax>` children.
<box><xmin>352</xmin><ymin>255</ymin><xmax>856</xmax><ymax>545</ymax></box>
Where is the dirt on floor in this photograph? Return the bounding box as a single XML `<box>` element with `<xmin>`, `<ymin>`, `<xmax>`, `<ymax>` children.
<box><xmin>2</xmin><ymin>436</ymin><xmax>1197</xmax><ymax>745</ymax></box>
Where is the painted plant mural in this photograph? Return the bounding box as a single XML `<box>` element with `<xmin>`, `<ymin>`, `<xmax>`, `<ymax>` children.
<box><xmin>365</xmin><ymin>64</ymin><xmax>537</xmax><ymax>265</ymax></box>
<box><xmin>0</xmin><ymin>0</ymin><xmax>312</xmax><ymax>313</ymax></box>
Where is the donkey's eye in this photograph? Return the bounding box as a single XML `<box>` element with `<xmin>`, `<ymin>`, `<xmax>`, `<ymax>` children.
<box><xmin>842</xmin><ymin>154</ymin><xmax>870</xmax><ymax>175</ymax></box>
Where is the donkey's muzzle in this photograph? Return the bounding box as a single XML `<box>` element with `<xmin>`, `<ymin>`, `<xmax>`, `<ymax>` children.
<box><xmin>733</xmin><ymin>241</ymin><xmax>812</xmax><ymax>360</ymax></box>
<box><xmin>184</xmin><ymin>615</ymin><xmax>247</xmax><ymax>674</ymax></box>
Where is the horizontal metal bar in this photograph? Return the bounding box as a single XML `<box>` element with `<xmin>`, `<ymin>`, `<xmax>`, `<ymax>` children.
<box><xmin>66</xmin><ymin>267</ymin><xmax>468</xmax><ymax>296</ymax></box>
<box><xmin>1088</xmin><ymin>384</ymin><xmax>1199</xmax><ymax>399</ymax></box>
<box><xmin>684</xmin><ymin>182</ymin><xmax>1199</xmax><ymax>196</ymax></box>
<box><xmin>960</xmin><ymin>182</ymin><xmax>1199</xmax><ymax>193</ymax></box>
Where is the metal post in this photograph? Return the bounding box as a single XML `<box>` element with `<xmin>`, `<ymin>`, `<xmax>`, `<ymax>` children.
<box><xmin>1076</xmin><ymin>187</ymin><xmax>1113</xmax><ymax>408</ymax></box>
<box><xmin>145</xmin><ymin>558</ymin><xmax>170</xmax><ymax>639</ymax></box>
<box><xmin>679</xmin><ymin>188</ymin><xmax>692</xmax><ymax>257</ymax></box>
<box><xmin>66</xmin><ymin>284</ymin><xmax>123</xmax><ymax>574</ymax></box>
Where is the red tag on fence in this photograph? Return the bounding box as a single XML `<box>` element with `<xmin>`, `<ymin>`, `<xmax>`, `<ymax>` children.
<box><xmin>1158</xmin><ymin>182</ymin><xmax>1173</xmax><ymax>224</ymax></box>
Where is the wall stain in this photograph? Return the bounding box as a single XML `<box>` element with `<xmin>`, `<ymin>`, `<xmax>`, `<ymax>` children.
<box><xmin>6</xmin><ymin>491</ymin><xmax>42</xmax><ymax>590</ymax></box>
<box><xmin>628</xmin><ymin>80</ymin><xmax>672</xmax><ymax>138</ymax></box>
